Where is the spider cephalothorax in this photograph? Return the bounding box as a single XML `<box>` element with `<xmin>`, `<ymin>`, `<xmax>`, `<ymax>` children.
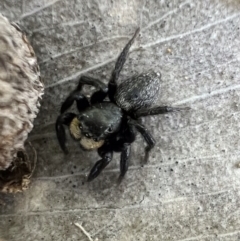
<box><xmin>56</xmin><ymin>28</ymin><xmax>189</xmax><ymax>181</ymax></box>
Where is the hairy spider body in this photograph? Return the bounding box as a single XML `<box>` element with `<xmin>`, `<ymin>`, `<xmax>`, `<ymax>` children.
<box><xmin>115</xmin><ymin>71</ymin><xmax>161</xmax><ymax>112</ymax></box>
<box><xmin>56</xmin><ymin>28</ymin><xmax>189</xmax><ymax>181</ymax></box>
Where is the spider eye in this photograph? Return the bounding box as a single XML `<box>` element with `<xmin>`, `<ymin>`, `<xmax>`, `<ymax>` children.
<box><xmin>93</xmin><ymin>138</ymin><xmax>97</xmax><ymax>142</ymax></box>
<box><xmin>107</xmin><ymin>126</ymin><xmax>113</xmax><ymax>132</ymax></box>
<box><xmin>85</xmin><ymin>133</ymin><xmax>89</xmax><ymax>137</ymax></box>
<box><xmin>79</xmin><ymin>125</ymin><xmax>82</xmax><ymax>130</ymax></box>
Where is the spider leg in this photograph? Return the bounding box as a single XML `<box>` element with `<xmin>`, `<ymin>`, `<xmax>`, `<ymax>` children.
<box><xmin>78</xmin><ymin>75</ymin><xmax>108</xmax><ymax>105</ymax></box>
<box><xmin>108</xmin><ymin>28</ymin><xmax>140</xmax><ymax>102</ymax></box>
<box><xmin>55</xmin><ymin>112</ymin><xmax>76</xmax><ymax>154</ymax></box>
<box><xmin>77</xmin><ymin>75</ymin><xmax>107</xmax><ymax>91</ymax></box>
<box><xmin>90</xmin><ymin>90</ymin><xmax>108</xmax><ymax>105</ymax></box>
<box><xmin>128</xmin><ymin>118</ymin><xmax>155</xmax><ymax>162</ymax></box>
<box><xmin>119</xmin><ymin>143</ymin><xmax>131</xmax><ymax>178</ymax></box>
<box><xmin>134</xmin><ymin>106</ymin><xmax>190</xmax><ymax>118</ymax></box>
<box><xmin>87</xmin><ymin>145</ymin><xmax>113</xmax><ymax>182</ymax></box>
<box><xmin>61</xmin><ymin>91</ymin><xmax>89</xmax><ymax>114</ymax></box>
<box><xmin>115</xmin><ymin>123</ymin><xmax>136</xmax><ymax>180</ymax></box>
<box><xmin>88</xmin><ymin>121</ymin><xmax>136</xmax><ymax>181</ymax></box>
<box><xmin>61</xmin><ymin>76</ymin><xmax>108</xmax><ymax>113</ymax></box>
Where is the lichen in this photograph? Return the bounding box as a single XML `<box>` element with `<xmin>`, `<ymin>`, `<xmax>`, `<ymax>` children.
<box><xmin>0</xmin><ymin>14</ymin><xmax>44</xmax><ymax>192</ymax></box>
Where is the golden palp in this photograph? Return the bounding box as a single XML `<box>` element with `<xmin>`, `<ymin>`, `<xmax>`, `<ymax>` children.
<box><xmin>69</xmin><ymin>117</ymin><xmax>82</xmax><ymax>140</ymax></box>
<box><xmin>80</xmin><ymin>137</ymin><xmax>104</xmax><ymax>150</ymax></box>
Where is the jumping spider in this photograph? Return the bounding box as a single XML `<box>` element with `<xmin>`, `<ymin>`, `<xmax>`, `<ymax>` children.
<box><xmin>56</xmin><ymin>28</ymin><xmax>189</xmax><ymax>181</ymax></box>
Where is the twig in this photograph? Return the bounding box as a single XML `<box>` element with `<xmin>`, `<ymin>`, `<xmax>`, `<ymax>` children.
<box><xmin>74</xmin><ymin>222</ymin><xmax>94</xmax><ymax>241</ymax></box>
<box><xmin>26</xmin><ymin>141</ymin><xmax>37</xmax><ymax>178</ymax></box>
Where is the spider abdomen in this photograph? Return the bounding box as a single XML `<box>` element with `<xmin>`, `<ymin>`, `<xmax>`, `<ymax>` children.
<box><xmin>114</xmin><ymin>71</ymin><xmax>161</xmax><ymax>112</ymax></box>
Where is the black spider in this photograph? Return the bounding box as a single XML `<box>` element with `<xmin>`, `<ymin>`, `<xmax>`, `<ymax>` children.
<box><xmin>56</xmin><ymin>28</ymin><xmax>189</xmax><ymax>182</ymax></box>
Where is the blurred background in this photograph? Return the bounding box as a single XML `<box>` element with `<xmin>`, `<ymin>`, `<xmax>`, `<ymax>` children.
<box><xmin>1</xmin><ymin>0</ymin><xmax>240</xmax><ymax>240</ymax></box>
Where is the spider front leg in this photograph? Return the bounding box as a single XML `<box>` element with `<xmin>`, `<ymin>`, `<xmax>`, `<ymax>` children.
<box><xmin>61</xmin><ymin>76</ymin><xmax>108</xmax><ymax>113</ymax></box>
<box><xmin>108</xmin><ymin>27</ymin><xmax>140</xmax><ymax>102</ymax></box>
<box><xmin>134</xmin><ymin>106</ymin><xmax>190</xmax><ymax>118</ymax></box>
<box><xmin>87</xmin><ymin>145</ymin><xmax>113</xmax><ymax>182</ymax></box>
<box><xmin>56</xmin><ymin>112</ymin><xmax>76</xmax><ymax>154</ymax></box>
